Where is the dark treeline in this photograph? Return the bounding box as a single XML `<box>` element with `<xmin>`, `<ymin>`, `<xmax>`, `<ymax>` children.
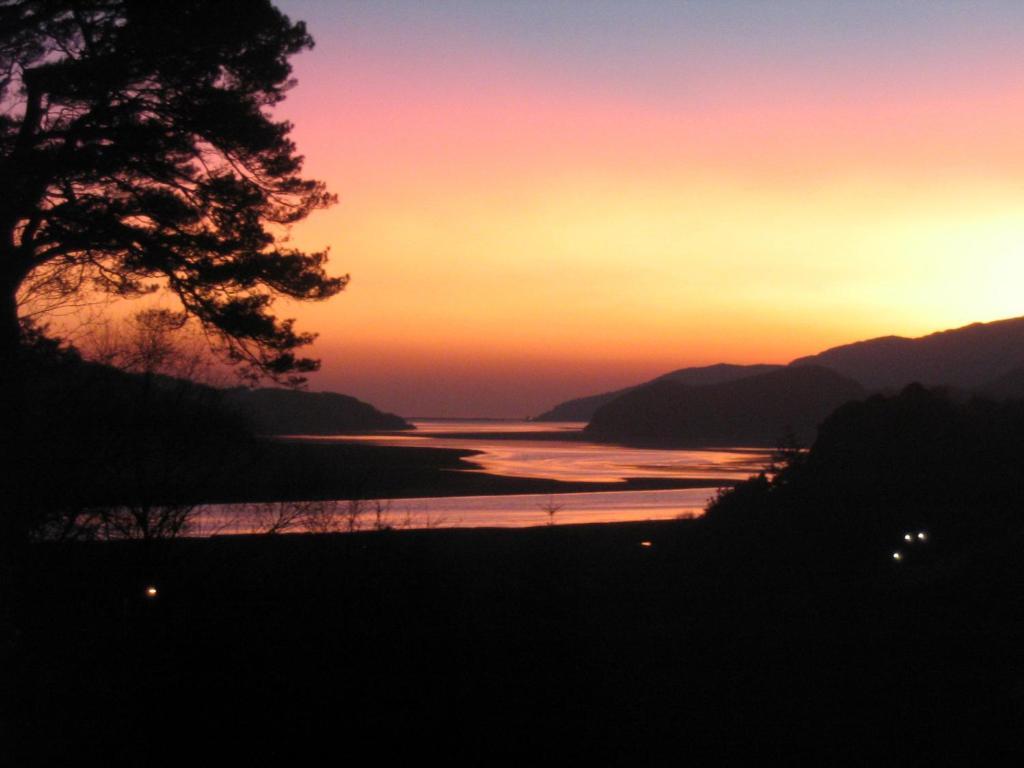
<box><xmin>4</xmin><ymin>333</ymin><xmax>414</xmax><ymax>542</ymax></box>
<box><xmin>706</xmin><ymin>382</ymin><xmax>1024</xmax><ymax>564</ymax></box>
<box><xmin>7</xmin><ymin>333</ymin><xmax>252</xmax><ymax>540</ymax></box>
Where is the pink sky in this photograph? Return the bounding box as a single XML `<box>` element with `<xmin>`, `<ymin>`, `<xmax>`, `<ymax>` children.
<box><xmin>235</xmin><ymin>2</ymin><xmax>1024</xmax><ymax>416</ymax></box>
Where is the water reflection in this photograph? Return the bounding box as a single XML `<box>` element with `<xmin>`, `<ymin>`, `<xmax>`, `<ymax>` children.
<box><xmin>191</xmin><ymin>421</ymin><xmax>772</xmax><ymax>533</ymax></box>
<box><xmin>305</xmin><ymin>420</ymin><xmax>771</xmax><ymax>484</ymax></box>
<box><xmin>194</xmin><ymin>488</ymin><xmax>721</xmax><ymax>535</ymax></box>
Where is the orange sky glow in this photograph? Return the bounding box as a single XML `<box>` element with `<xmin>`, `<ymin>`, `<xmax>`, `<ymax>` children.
<box><xmin>86</xmin><ymin>2</ymin><xmax>1024</xmax><ymax>416</ymax></box>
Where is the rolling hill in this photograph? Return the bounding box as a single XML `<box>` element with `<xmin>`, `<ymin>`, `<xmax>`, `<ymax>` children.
<box><xmin>534</xmin><ymin>363</ymin><xmax>782</xmax><ymax>421</ymax></box>
<box><xmin>222</xmin><ymin>387</ymin><xmax>411</xmax><ymax>435</ymax></box>
<box><xmin>584</xmin><ymin>365</ymin><xmax>865</xmax><ymax>446</ymax></box>
<box><xmin>789</xmin><ymin>316</ymin><xmax>1024</xmax><ymax>391</ymax></box>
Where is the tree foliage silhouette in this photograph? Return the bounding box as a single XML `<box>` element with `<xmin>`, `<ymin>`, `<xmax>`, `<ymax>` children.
<box><xmin>0</xmin><ymin>0</ymin><xmax>345</xmax><ymax>379</ymax></box>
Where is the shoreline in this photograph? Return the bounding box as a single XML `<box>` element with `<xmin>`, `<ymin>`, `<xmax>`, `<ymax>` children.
<box><xmin>146</xmin><ymin>439</ymin><xmax>742</xmax><ymax>507</ymax></box>
<box><xmin>203</xmin><ymin>472</ymin><xmax>734</xmax><ymax>505</ymax></box>
<box><xmin>338</xmin><ymin>427</ymin><xmax>781</xmax><ymax>452</ymax></box>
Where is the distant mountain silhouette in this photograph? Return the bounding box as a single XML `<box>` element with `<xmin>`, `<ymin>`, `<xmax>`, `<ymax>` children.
<box><xmin>585</xmin><ymin>365</ymin><xmax>864</xmax><ymax>446</ymax></box>
<box><xmin>789</xmin><ymin>316</ymin><xmax>1024</xmax><ymax>390</ymax></box>
<box><xmin>534</xmin><ymin>363</ymin><xmax>782</xmax><ymax>421</ymax></box>
<box><xmin>539</xmin><ymin>315</ymin><xmax>1024</xmax><ymax>438</ymax></box>
<box><xmin>223</xmin><ymin>387</ymin><xmax>411</xmax><ymax>435</ymax></box>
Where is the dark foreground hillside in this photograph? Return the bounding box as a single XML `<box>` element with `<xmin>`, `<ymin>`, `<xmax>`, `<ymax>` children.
<box><xmin>8</xmin><ymin>384</ymin><xmax>1024</xmax><ymax>763</ymax></box>
<box><xmin>8</xmin><ymin>512</ymin><xmax>1024</xmax><ymax>763</ymax></box>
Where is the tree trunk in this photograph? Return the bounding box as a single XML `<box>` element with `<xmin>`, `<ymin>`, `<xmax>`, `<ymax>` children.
<box><xmin>0</xmin><ymin>281</ymin><xmax>27</xmax><ymax>547</ymax></box>
<box><xmin>0</xmin><ymin>286</ymin><xmax>21</xmax><ymax>367</ymax></box>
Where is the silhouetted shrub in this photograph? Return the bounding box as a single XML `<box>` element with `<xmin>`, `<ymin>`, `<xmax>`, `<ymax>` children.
<box><xmin>705</xmin><ymin>384</ymin><xmax>1024</xmax><ymax>553</ymax></box>
<box><xmin>9</xmin><ymin>329</ymin><xmax>252</xmax><ymax>541</ymax></box>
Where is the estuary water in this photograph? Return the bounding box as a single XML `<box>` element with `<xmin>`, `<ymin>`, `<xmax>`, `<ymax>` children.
<box><xmin>343</xmin><ymin>419</ymin><xmax>771</xmax><ymax>484</ymax></box>
<box><xmin>195</xmin><ymin>420</ymin><xmax>772</xmax><ymax>533</ymax></box>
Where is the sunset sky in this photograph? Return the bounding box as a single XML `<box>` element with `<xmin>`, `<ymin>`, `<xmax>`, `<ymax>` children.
<box><xmin>268</xmin><ymin>0</ymin><xmax>1024</xmax><ymax>417</ymax></box>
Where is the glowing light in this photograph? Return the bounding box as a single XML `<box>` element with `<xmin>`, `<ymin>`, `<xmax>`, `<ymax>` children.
<box><xmin>904</xmin><ymin>534</ymin><xmax>913</xmax><ymax>542</ymax></box>
<box><xmin>893</xmin><ymin>551</ymin><xmax>902</xmax><ymax>561</ymax></box>
<box><xmin>144</xmin><ymin>586</ymin><xmax>158</xmax><ymax>598</ymax></box>
<box><xmin>917</xmin><ymin>532</ymin><xmax>928</xmax><ymax>541</ymax></box>
<box><xmin>640</xmin><ymin>541</ymin><xmax>653</xmax><ymax>548</ymax></box>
